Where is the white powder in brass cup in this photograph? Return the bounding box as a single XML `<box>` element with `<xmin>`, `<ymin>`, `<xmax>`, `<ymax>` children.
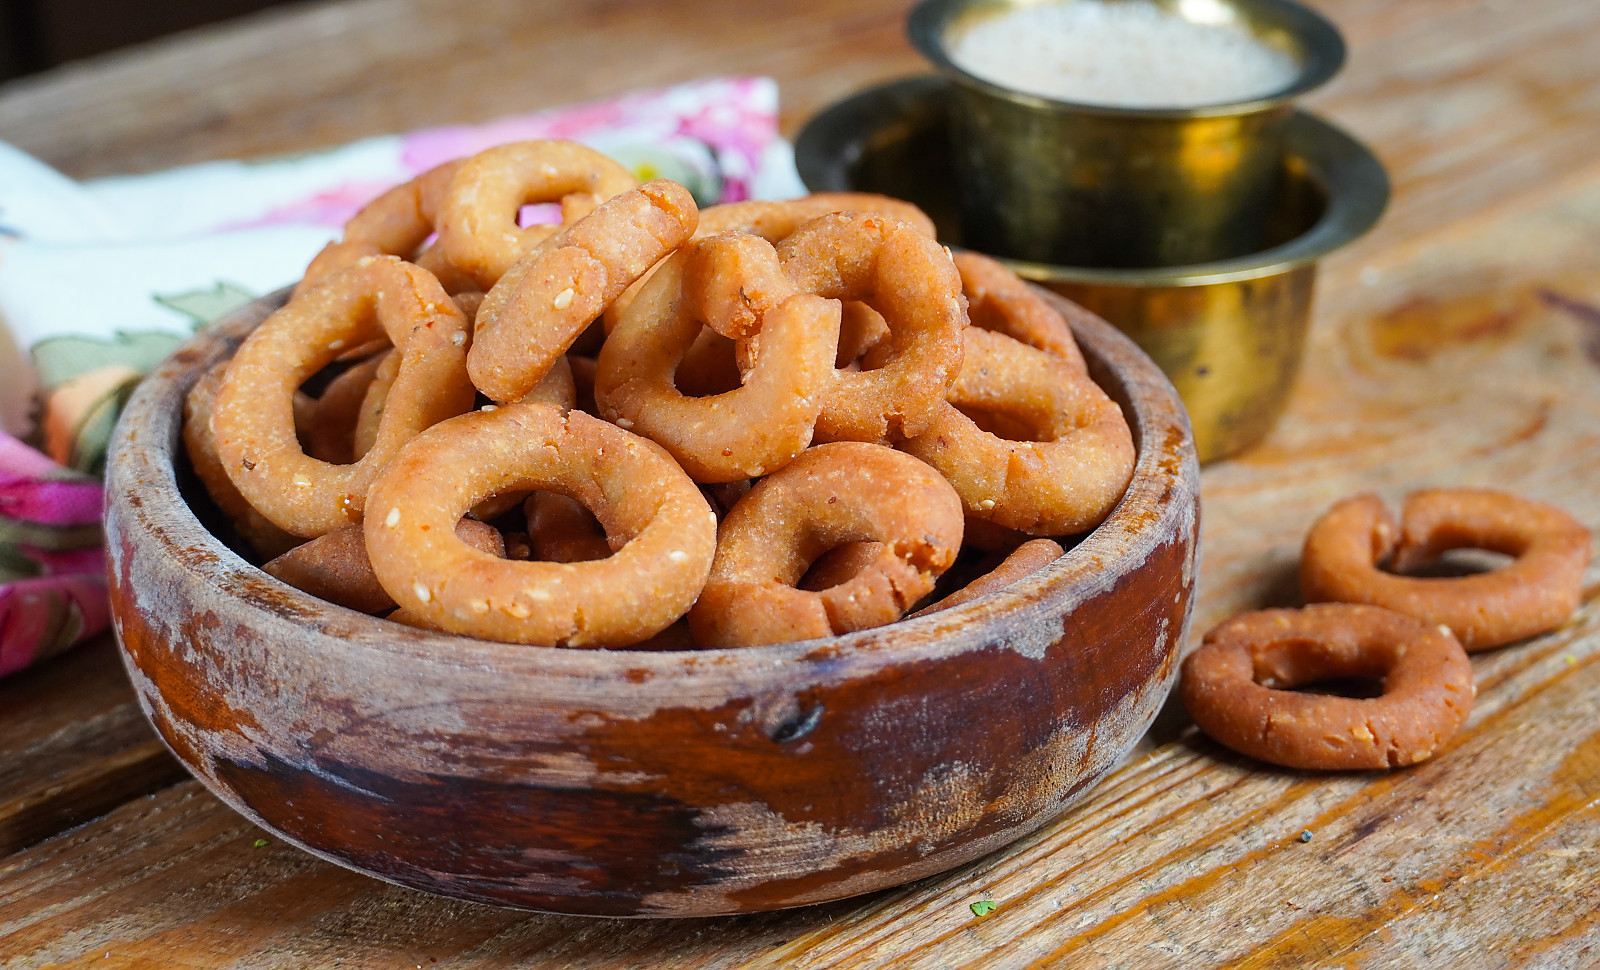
<box><xmin>948</xmin><ymin>0</ymin><xmax>1299</xmax><ymax>109</ymax></box>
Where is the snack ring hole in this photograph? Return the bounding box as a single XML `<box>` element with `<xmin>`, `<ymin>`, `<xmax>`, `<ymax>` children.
<box><xmin>1382</xmin><ymin>546</ymin><xmax>1514</xmax><ymax>579</ymax></box>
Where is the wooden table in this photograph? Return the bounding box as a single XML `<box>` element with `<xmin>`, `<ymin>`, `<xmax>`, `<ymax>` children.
<box><xmin>2</xmin><ymin>0</ymin><xmax>1597</xmax><ymax>965</ymax></box>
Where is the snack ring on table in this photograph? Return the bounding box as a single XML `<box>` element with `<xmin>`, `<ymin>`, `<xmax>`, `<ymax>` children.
<box><xmin>213</xmin><ymin>256</ymin><xmax>476</xmax><ymax>538</ymax></box>
<box><xmin>182</xmin><ymin>361</ymin><xmax>300</xmax><ymax>560</ymax></box>
<box><xmin>954</xmin><ymin>251</ymin><xmax>1086</xmax><ymax>371</ymax></box>
<box><xmin>434</xmin><ymin>139</ymin><xmax>638</xmax><ymax>290</ymax></box>
<box><xmin>294</xmin><ymin>161</ymin><xmax>463</xmax><ymax>298</ymax></box>
<box><xmin>1300</xmin><ymin>489</ymin><xmax>1592</xmax><ymax>651</ymax></box>
<box><xmin>688</xmin><ymin>442</ymin><xmax>963</xmax><ymax>647</ymax></box>
<box><xmin>364</xmin><ymin>400</ymin><xmax>717</xmax><ymax>647</ymax></box>
<box><xmin>1180</xmin><ymin>604</ymin><xmax>1475</xmax><ymax>770</ymax></box>
<box><xmin>594</xmin><ymin>243</ymin><xmax>841</xmax><ymax>483</ymax></box>
<box><xmin>772</xmin><ymin>212</ymin><xmax>966</xmax><ymax>443</ymax></box>
<box><xmin>264</xmin><ymin>518</ymin><xmax>505</xmax><ymax>614</ymax></box>
<box><xmin>467</xmin><ymin>179</ymin><xmax>698</xmax><ymax>403</ymax></box>
<box><xmin>914</xmin><ymin>538</ymin><xmax>1064</xmax><ymax>617</ymax></box>
<box><xmin>902</xmin><ymin>327</ymin><xmax>1134</xmax><ymax>535</ymax></box>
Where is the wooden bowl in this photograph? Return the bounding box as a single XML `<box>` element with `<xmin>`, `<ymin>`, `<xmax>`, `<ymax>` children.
<box><xmin>105</xmin><ymin>287</ymin><xmax>1199</xmax><ymax>917</ymax></box>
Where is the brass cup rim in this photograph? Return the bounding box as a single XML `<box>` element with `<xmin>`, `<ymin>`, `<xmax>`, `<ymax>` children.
<box><xmin>908</xmin><ymin>0</ymin><xmax>1346</xmax><ymax>120</ymax></box>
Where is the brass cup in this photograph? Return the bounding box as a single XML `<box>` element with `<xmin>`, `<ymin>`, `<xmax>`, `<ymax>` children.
<box><xmin>794</xmin><ymin>76</ymin><xmax>1387</xmax><ymax>462</ymax></box>
<box><xmin>908</xmin><ymin>0</ymin><xmax>1345</xmax><ymax>268</ymax></box>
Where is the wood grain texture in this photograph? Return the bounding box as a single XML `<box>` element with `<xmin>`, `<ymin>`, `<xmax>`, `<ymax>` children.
<box><xmin>0</xmin><ymin>637</ymin><xmax>185</xmax><ymax>858</ymax></box>
<box><xmin>0</xmin><ymin>0</ymin><xmax>1598</xmax><ymax>963</ymax></box>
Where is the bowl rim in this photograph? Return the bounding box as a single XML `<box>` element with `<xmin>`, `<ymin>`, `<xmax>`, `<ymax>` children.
<box><xmin>107</xmin><ymin>284</ymin><xmax>1198</xmax><ymax>688</ymax></box>
<box><xmin>793</xmin><ymin>74</ymin><xmax>1389</xmax><ymax>287</ymax></box>
<box><xmin>907</xmin><ymin>0</ymin><xmax>1346</xmax><ymax>120</ymax></box>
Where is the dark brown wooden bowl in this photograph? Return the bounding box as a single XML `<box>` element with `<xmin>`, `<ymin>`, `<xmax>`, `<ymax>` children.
<box><xmin>105</xmin><ymin>287</ymin><xmax>1199</xmax><ymax>917</ymax></box>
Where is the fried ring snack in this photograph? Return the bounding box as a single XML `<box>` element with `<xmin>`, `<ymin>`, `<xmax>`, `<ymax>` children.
<box><xmin>264</xmin><ymin>518</ymin><xmax>505</xmax><ymax>614</ymax></box>
<box><xmin>595</xmin><ymin>244</ymin><xmax>841</xmax><ymax>483</ymax></box>
<box><xmin>434</xmin><ymin>140</ymin><xmax>637</xmax><ymax>290</ymax></box>
<box><xmin>1181</xmin><ymin>604</ymin><xmax>1475</xmax><ymax>770</ymax></box>
<box><xmin>775</xmin><ymin>212</ymin><xmax>966</xmax><ymax>443</ymax></box>
<box><xmin>954</xmin><ymin>251</ymin><xmax>1086</xmax><ymax>371</ymax></box>
<box><xmin>903</xmin><ymin>327</ymin><xmax>1134</xmax><ymax>535</ymax></box>
<box><xmin>295</xmin><ymin>161</ymin><xmax>463</xmax><ymax>298</ymax></box>
<box><xmin>182</xmin><ymin>361</ymin><xmax>300</xmax><ymax>560</ymax></box>
<box><xmin>695</xmin><ymin>193</ymin><xmax>937</xmax><ymax>241</ymax></box>
<box><xmin>364</xmin><ymin>400</ymin><xmax>717</xmax><ymax>647</ymax></box>
<box><xmin>467</xmin><ymin>179</ymin><xmax>698</xmax><ymax>403</ymax></box>
<box><xmin>688</xmin><ymin>442</ymin><xmax>963</xmax><ymax>647</ymax></box>
<box><xmin>1300</xmin><ymin>489</ymin><xmax>1592</xmax><ymax>651</ymax></box>
<box><xmin>213</xmin><ymin>256</ymin><xmax>476</xmax><ymax>537</ymax></box>
<box><xmin>602</xmin><ymin>193</ymin><xmax>939</xmax><ymax>334</ymax></box>
<box><xmin>914</xmin><ymin>538</ymin><xmax>1064</xmax><ymax>617</ymax></box>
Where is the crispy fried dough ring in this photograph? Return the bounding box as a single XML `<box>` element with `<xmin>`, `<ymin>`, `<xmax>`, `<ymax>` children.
<box><xmin>467</xmin><ymin>179</ymin><xmax>698</xmax><ymax>403</ymax></box>
<box><xmin>602</xmin><ymin>193</ymin><xmax>938</xmax><ymax>334</ymax></box>
<box><xmin>903</xmin><ymin>327</ymin><xmax>1134</xmax><ymax>535</ymax></box>
<box><xmin>595</xmin><ymin>244</ymin><xmax>841</xmax><ymax>483</ymax></box>
<box><xmin>364</xmin><ymin>401</ymin><xmax>717</xmax><ymax>647</ymax></box>
<box><xmin>775</xmin><ymin>212</ymin><xmax>965</xmax><ymax>443</ymax></box>
<box><xmin>695</xmin><ymin>193</ymin><xmax>937</xmax><ymax>241</ymax></box>
<box><xmin>955</xmin><ymin>251</ymin><xmax>1086</xmax><ymax>371</ymax></box>
<box><xmin>688</xmin><ymin>442</ymin><xmax>963</xmax><ymax>647</ymax></box>
<box><xmin>914</xmin><ymin>538</ymin><xmax>1064</xmax><ymax>617</ymax></box>
<box><xmin>1300</xmin><ymin>489</ymin><xmax>1592</xmax><ymax>651</ymax></box>
<box><xmin>1181</xmin><ymin>604</ymin><xmax>1475</xmax><ymax>770</ymax></box>
<box><xmin>182</xmin><ymin>361</ymin><xmax>301</xmax><ymax>560</ymax></box>
<box><xmin>264</xmin><ymin>518</ymin><xmax>505</xmax><ymax>614</ymax></box>
<box><xmin>434</xmin><ymin>140</ymin><xmax>637</xmax><ymax>290</ymax></box>
<box><xmin>213</xmin><ymin>257</ymin><xmax>476</xmax><ymax>537</ymax></box>
<box><xmin>295</xmin><ymin>161</ymin><xmax>464</xmax><ymax>298</ymax></box>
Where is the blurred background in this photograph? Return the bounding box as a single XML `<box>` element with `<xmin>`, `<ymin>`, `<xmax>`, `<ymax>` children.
<box><xmin>0</xmin><ymin>0</ymin><xmax>300</xmax><ymax>78</ymax></box>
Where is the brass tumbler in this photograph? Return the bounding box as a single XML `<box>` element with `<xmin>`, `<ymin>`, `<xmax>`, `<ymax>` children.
<box><xmin>908</xmin><ymin>0</ymin><xmax>1345</xmax><ymax>268</ymax></box>
<box><xmin>794</xmin><ymin>76</ymin><xmax>1388</xmax><ymax>462</ymax></box>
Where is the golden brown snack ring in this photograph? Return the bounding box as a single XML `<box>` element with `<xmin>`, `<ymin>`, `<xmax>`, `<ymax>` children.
<box><xmin>182</xmin><ymin>361</ymin><xmax>300</xmax><ymax>560</ymax></box>
<box><xmin>295</xmin><ymin>161</ymin><xmax>463</xmax><ymax>298</ymax></box>
<box><xmin>688</xmin><ymin>442</ymin><xmax>963</xmax><ymax>647</ymax></box>
<box><xmin>775</xmin><ymin>212</ymin><xmax>966</xmax><ymax>443</ymax></box>
<box><xmin>602</xmin><ymin>193</ymin><xmax>939</xmax><ymax>335</ymax></box>
<box><xmin>914</xmin><ymin>538</ymin><xmax>1064</xmax><ymax>617</ymax></box>
<box><xmin>594</xmin><ymin>245</ymin><xmax>841</xmax><ymax>483</ymax></box>
<box><xmin>695</xmin><ymin>193</ymin><xmax>937</xmax><ymax>241</ymax></box>
<box><xmin>434</xmin><ymin>140</ymin><xmax>637</xmax><ymax>290</ymax></box>
<box><xmin>954</xmin><ymin>251</ymin><xmax>1087</xmax><ymax>371</ymax></box>
<box><xmin>902</xmin><ymin>327</ymin><xmax>1134</xmax><ymax>535</ymax></box>
<box><xmin>213</xmin><ymin>256</ymin><xmax>476</xmax><ymax>537</ymax></box>
<box><xmin>364</xmin><ymin>400</ymin><xmax>717</xmax><ymax>647</ymax></box>
<box><xmin>264</xmin><ymin>518</ymin><xmax>505</xmax><ymax>614</ymax></box>
<box><xmin>467</xmin><ymin>179</ymin><xmax>698</xmax><ymax>403</ymax></box>
<box><xmin>1300</xmin><ymin>489</ymin><xmax>1592</xmax><ymax>651</ymax></box>
<box><xmin>1181</xmin><ymin>604</ymin><xmax>1475</xmax><ymax>770</ymax></box>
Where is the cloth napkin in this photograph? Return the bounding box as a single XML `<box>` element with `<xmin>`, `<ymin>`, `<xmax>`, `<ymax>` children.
<box><xmin>0</xmin><ymin>75</ymin><xmax>804</xmax><ymax>677</ymax></box>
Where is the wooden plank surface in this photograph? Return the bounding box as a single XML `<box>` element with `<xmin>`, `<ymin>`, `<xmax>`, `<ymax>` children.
<box><xmin>0</xmin><ymin>0</ymin><xmax>1598</xmax><ymax>965</ymax></box>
